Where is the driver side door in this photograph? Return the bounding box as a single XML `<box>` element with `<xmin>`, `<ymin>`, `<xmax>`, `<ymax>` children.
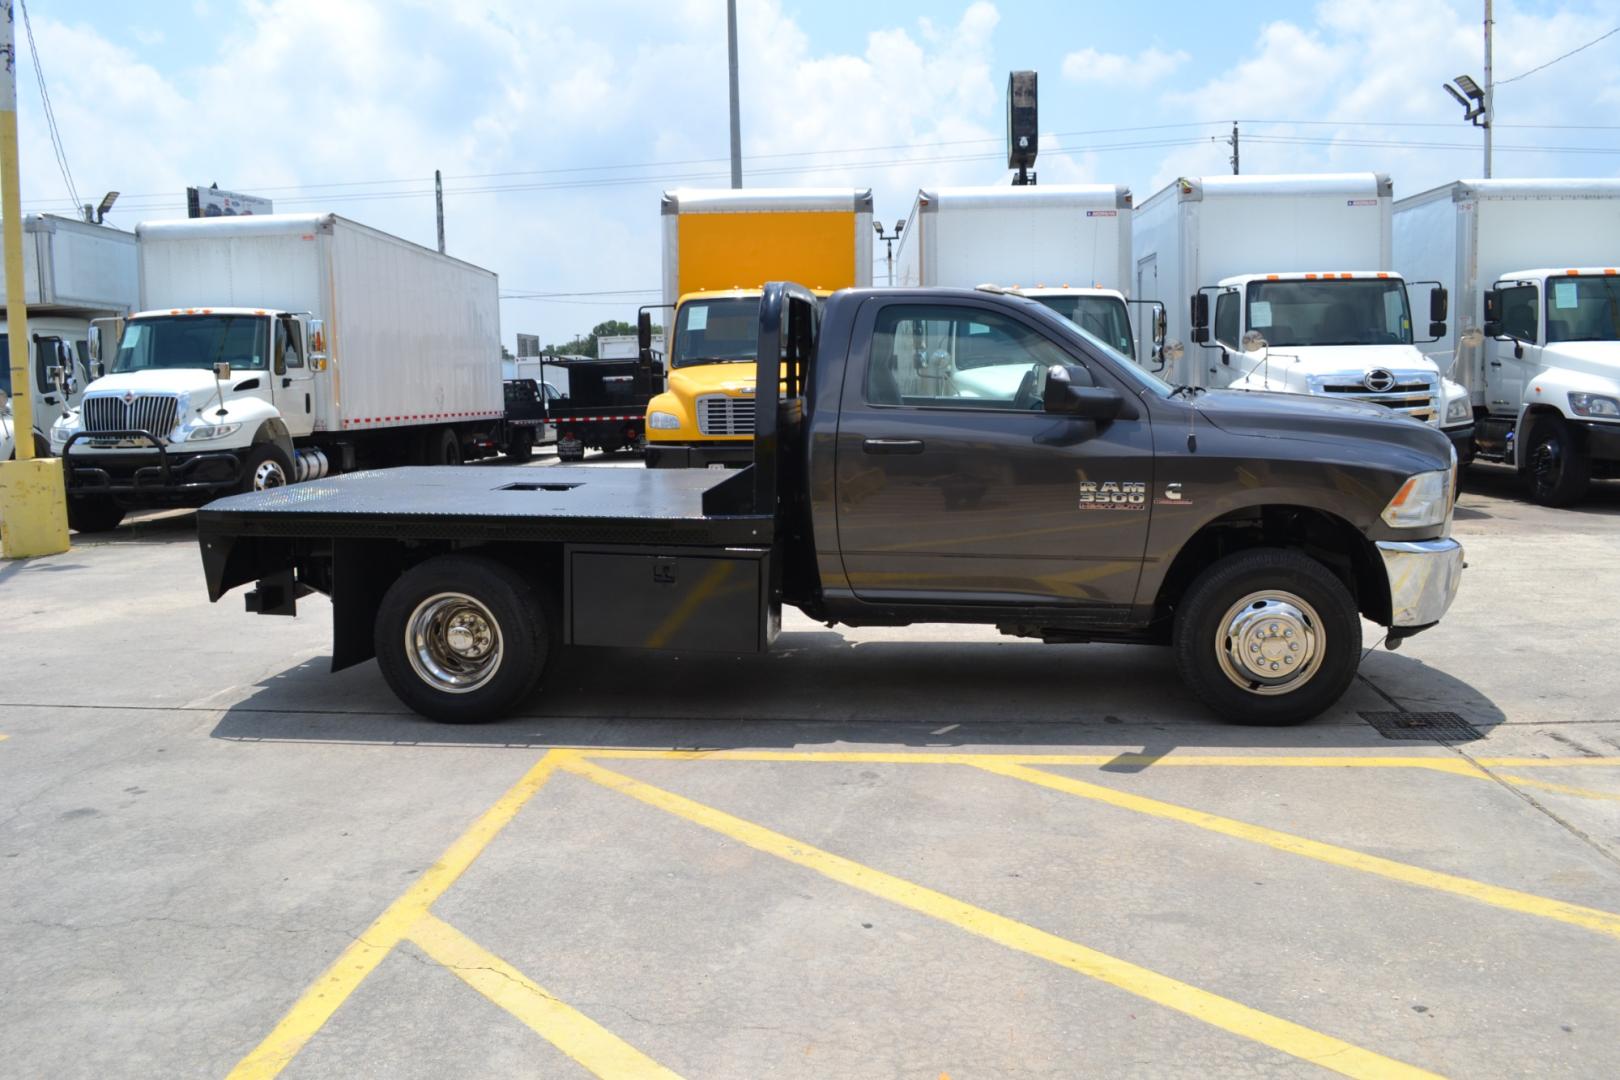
<box><xmin>273</xmin><ymin>316</ymin><xmax>317</xmax><ymax>437</ymax></box>
<box><xmin>835</xmin><ymin>298</ymin><xmax>1155</xmax><ymax>612</ymax></box>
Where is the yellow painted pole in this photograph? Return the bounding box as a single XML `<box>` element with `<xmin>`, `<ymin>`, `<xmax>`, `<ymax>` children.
<box><xmin>0</xmin><ymin>0</ymin><xmax>69</xmax><ymax>557</ymax></box>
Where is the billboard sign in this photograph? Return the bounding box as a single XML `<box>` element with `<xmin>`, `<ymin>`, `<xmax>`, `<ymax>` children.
<box><xmin>515</xmin><ymin>333</ymin><xmax>540</xmax><ymax>358</ymax></box>
<box><xmin>187</xmin><ymin>186</ymin><xmax>274</xmax><ymax>218</ymax></box>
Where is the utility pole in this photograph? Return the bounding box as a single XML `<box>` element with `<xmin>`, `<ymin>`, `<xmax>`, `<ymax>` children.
<box><xmin>1228</xmin><ymin>122</ymin><xmax>1240</xmax><ymax>175</ymax></box>
<box><xmin>434</xmin><ymin>169</ymin><xmax>446</xmax><ymax>254</ymax></box>
<box><xmin>1482</xmin><ymin>0</ymin><xmax>1493</xmax><ymax>177</ymax></box>
<box><xmin>726</xmin><ymin>0</ymin><xmax>742</xmax><ymax>188</ymax></box>
<box><xmin>0</xmin><ymin>0</ymin><xmax>70</xmax><ymax>556</ymax></box>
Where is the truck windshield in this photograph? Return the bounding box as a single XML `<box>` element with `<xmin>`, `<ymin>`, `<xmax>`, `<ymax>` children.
<box><xmin>1031</xmin><ymin>295</ymin><xmax>1134</xmax><ymax>356</ymax></box>
<box><xmin>672</xmin><ymin>298</ymin><xmax>758</xmax><ymax>368</ymax></box>
<box><xmin>1245</xmin><ymin>280</ymin><xmax>1413</xmax><ymax>347</ymax></box>
<box><xmin>113</xmin><ymin>315</ymin><xmax>270</xmax><ymax>373</ymax></box>
<box><xmin>1546</xmin><ymin>276</ymin><xmax>1620</xmax><ymax>342</ymax></box>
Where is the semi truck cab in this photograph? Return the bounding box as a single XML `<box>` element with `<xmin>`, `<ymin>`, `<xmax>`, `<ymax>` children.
<box><xmin>1473</xmin><ymin>267</ymin><xmax>1620</xmax><ymax>504</ymax></box>
<box><xmin>1192</xmin><ymin>271</ymin><xmax>1473</xmax><ymax>458</ymax></box>
<box><xmin>1</xmin><ymin>316</ymin><xmax>96</xmax><ymax>459</ymax></box>
<box><xmin>51</xmin><ymin>308</ymin><xmax>328</xmax><ymax>531</ymax></box>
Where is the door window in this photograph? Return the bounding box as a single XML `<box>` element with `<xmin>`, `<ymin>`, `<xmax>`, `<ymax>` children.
<box><xmin>1498</xmin><ymin>285</ymin><xmax>1539</xmax><ymax>343</ymax></box>
<box><xmin>866</xmin><ymin>304</ymin><xmax>1074</xmax><ymax>409</ymax></box>
<box><xmin>1213</xmin><ymin>292</ymin><xmax>1240</xmax><ymax>349</ymax></box>
<box><xmin>275</xmin><ymin>318</ymin><xmax>306</xmax><ymax>370</ymax></box>
<box><xmin>34</xmin><ymin>337</ymin><xmax>67</xmax><ymax>394</ymax></box>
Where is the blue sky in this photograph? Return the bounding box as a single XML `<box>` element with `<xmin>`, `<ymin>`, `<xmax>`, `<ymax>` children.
<box><xmin>15</xmin><ymin>0</ymin><xmax>1620</xmax><ymax>345</ymax></box>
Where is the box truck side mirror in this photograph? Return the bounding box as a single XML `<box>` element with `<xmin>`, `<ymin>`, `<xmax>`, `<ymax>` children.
<box><xmin>637</xmin><ymin>309</ymin><xmax>653</xmax><ymax>368</ymax></box>
<box><xmin>1189</xmin><ymin>294</ymin><xmax>1209</xmax><ymax>345</ymax></box>
<box><xmin>308</xmin><ymin>318</ymin><xmax>328</xmax><ymax>367</ymax></box>
<box><xmin>1429</xmin><ymin>286</ymin><xmax>1448</xmax><ymax>323</ymax></box>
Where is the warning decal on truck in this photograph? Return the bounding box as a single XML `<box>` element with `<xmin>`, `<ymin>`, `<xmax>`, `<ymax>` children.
<box><xmin>1346</xmin><ymin>199</ymin><xmax>1379</xmax><ymax>207</ymax></box>
<box><xmin>1085</xmin><ymin>210</ymin><xmax>1119</xmax><ymax>218</ymax></box>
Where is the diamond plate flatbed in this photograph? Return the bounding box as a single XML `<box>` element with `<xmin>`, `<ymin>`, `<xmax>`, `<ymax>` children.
<box><xmin>194</xmin><ymin>465</ymin><xmax>773</xmax><ymax>546</ymax></box>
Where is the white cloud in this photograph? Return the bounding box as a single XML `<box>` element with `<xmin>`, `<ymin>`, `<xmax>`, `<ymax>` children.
<box><xmin>1062</xmin><ymin>46</ymin><xmax>1188</xmax><ymax>87</ymax></box>
<box><xmin>16</xmin><ymin>0</ymin><xmax>1016</xmax><ymax>345</ymax></box>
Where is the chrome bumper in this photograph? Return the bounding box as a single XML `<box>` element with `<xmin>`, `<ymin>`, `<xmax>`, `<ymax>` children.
<box><xmin>1377</xmin><ymin>538</ymin><xmax>1464</xmax><ymax>627</ymax></box>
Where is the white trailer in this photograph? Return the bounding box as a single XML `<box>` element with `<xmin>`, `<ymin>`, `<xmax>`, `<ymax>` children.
<box><xmin>1394</xmin><ymin>179</ymin><xmax>1620</xmax><ymax>505</ymax></box>
<box><xmin>892</xmin><ymin>185</ymin><xmax>1160</xmax><ymax>363</ymax></box>
<box><xmin>52</xmin><ymin>213</ymin><xmax>503</xmax><ymax>532</ymax></box>
<box><xmin>0</xmin><ymin>215</ymin><xmax>137</xmax><ymax>459</ymax></box>
<box><xmin>1133</xmin><ymin>173</ymin><xmax>1469</xmax><ymax>453</ymax></box>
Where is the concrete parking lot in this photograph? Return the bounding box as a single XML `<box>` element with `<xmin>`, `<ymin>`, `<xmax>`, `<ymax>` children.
<box><xmin>2</xmin><ymin>456</ymin><xmax>1618</xmax><ymax>1079</ymax></box>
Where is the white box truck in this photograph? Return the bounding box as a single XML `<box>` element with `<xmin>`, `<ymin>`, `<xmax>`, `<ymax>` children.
<box><xmin>1134</xmin><ymin>173</ymin><xmax>1470</xmax><ymax>456</ymax></box>
<box><xmin>0</xmin><ymin>214</ymin><xmax>137</xmax><ymax>461</ymax></box>
<box><xmin>52</xmin><ymin>213</ymin><xmax>503</xmax><ymax>532</ymax></box>
<box><xmin>1394</xmin><ymin>179</ymin><xmax>1620</xmax><ymax>505</ymax></box>
<box><xmin>892</xmin><ymin>185</ymin><xmax>1164</xmax><ymax>366</ymax></box>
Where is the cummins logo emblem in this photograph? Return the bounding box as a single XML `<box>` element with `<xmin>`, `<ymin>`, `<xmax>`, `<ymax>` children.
<box><xmin>1363</xmin><ymin>369</ymin><xmax>1397</xmax><ymax>393</ymax></box>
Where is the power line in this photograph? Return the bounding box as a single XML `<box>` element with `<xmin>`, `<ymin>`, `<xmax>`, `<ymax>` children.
<box><xmin>1496</xmin><ymin>24</ymin><xmax>1620</xmax><ymax>86</ymax></box>
<box><xmin>19</xmin><ymin>0</ymin><xmax>81</xmax><ymax>215</ymax></box>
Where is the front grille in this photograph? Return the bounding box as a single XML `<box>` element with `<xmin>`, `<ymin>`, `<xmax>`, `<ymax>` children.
<box><xmin>83</xmin><ymin>394</ymin><xmax>180</xmax><ymax>438</ymax></box>
<box><xmin>1316</xmin><ymin>374</ymin><xmax>1438</xmax><ymax>424</ymax></box>
<box><xmin>697</xmin><ymin>394</ymin><xmax>755</xmax><ymax>436</ymax></box>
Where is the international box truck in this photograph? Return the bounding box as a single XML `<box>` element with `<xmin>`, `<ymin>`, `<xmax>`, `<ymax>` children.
<box><xmin>52</xmin><ymin>213</ymin><xmax>503</xmax><ymax>532</ymax></box>
<box><xmin>892</xmin><ymin>184</ymin><xmax>1165</xmax><ymax>367</ymax></box>
<box><xmin>0</xmin><ymin>214</ymin><xmax>138</xmax><ymax>461</ymax></box>
<box><xmin>1393</xmin><ymin>179</ymin><xmax>1620</xmax><ymax>505</ymax></box>
<box><xmin>1134</xmin><ymin>174</ymin><xmax>1471</xmax><ymax>458</ymax></box>
<box><xmin>642</xmin><ymin>187</ymin><xmax>872</xmax><ymax>468</ymax></box>
<box><xmin>196</xmin><ymin>282</ymin><xmax>1462</xmax><ymax>726</ymax></box>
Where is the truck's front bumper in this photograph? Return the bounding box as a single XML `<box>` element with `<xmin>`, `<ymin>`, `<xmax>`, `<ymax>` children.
<box><xmin>1377</xmin><ymin>537</ymin><xmax>1464</xmax><ymax>631</ymax></box>
<box><xmin>63</xmin><ymin>430</ymin><xmax>242</xmax><ymax>503</ymax></box>
<box><xmin>644</xmin><ymin>442</ymin><xmax>753</xmax><ymax>469</ymax></box>
<box><xmin>1576</xmin><ymin>419</ymin><xmax>1620</xmax><ymax>462</ymax></box>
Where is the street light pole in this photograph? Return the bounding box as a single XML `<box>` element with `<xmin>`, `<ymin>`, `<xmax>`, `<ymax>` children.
<box><xmin>1483</xmin><ymin>0</ymin><xmax>1494</xmax><ymax>178</ymax></box>
<box><xmin>726</xmin><ymin>0</ymin><xmax>742</xmax><ymax>188</ymax></box>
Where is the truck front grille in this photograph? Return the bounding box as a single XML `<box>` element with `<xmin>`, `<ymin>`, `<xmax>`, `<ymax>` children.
<box><xmin>697</xmin><ymin>394</ymin><xmax>755</xmax><ymax>436</ymax></box>
<box><xmin>83</xmin><ymin>394</ymin><xmax>181</xmax><ymax>437</ymax></box>
<box><xmin>1316</xmin><ymin>375</ymin><xmax>1437</xmax><ymax>424</ymax></box>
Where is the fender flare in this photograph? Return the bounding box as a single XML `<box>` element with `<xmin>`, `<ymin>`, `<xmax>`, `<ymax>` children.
<box><xmin>253</xmin><ymin>417</ymin><xmax>295</xmax><ymax>460</ymax></box>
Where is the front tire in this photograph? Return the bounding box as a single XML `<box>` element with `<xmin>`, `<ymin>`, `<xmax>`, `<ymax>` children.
<box><xmin>66</xmin><ymin>496</ymin><xmax>125</xmax><ymax>534</ymax></box>
<box><xmin>1173</xmin><ymin>548</ymin><xmax>1362</xmax><ymax>725</ymax></box>
<box><xmin>241</xmin><ymin>444</ymin><xmax>293</xmax><ymax>493</ymax></box>
<box><xmin>506</xmin><ymin>429</ymin><xmax>534</xmax><ymax>463</ymax></box>
<box><xmin>1523</xmin><ymin>415</ymin><xmax>1590</xmax><ymax>507</ymax></box>
<box><xmin>374</xmin><ymin>554</ymin><xmax>551</xmax><ymax>722</ymax></box>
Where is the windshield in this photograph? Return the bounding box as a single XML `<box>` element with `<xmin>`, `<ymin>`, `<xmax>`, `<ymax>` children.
<box><xmin>1546</xmin><ymin>276</ymin><xmax>1620</xmax><ymax>343</ymax></box>
<box><xmin>1245</xmin><ymin>280</ymin><xmax>1413</xmax><ymax>347</ymax></box>
<box><xmin>114</xmin><ymin>315</ymin><xmax>270</xmax><ymax>373</ymax></box>
<box><xmin>1032</xmin><ymin>295</ymin><xmax>1135</xmax><ymax>356</ymax></box>
<box><xmin>672</xmin><ymin>298</ymin><xmax>758</xmax><ymax>368</ymax></box>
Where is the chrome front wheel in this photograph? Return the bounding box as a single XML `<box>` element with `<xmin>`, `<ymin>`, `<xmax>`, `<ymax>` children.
<box><xmin>1214</xmin><ymin>590</ymin><xmax>1324</xmax><ymax>695</ymax></box>
<box><xmin>405</xmin><ymin>592</ymin><xmax>506</xmax><ymax>693</ymax></box>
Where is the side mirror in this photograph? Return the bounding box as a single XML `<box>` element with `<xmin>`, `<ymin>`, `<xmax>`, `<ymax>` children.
<box><xmin>1189</xmin><ymin>294</ymin><xmax>1209</xmax><ymax>344</ymax></box>
<box><xmin>1483</xmin><ymin>290</ymin><xmax>1503</xmax><ymax>338</ymax></box>
<box><xmin>214</xmin><ymin>361</ymin><xmax>232</xmax><ymax>381</ymax></box>
<box><xmin>1043</xmin><ymin>364</ymin><xmax>1124</xmax><ymax>419</ymax></box>
<box><xmin>46</xmin><ymin>364</ymin><xmax>66</xmax><ymax>392</ymax></box>
<box><xmin>637</xmin><ymin>309</ymin><xmax>653</xmax><ymax>369</ymax></box>
<box><xmin>1429</xmin><ymin>286</ymin><xmax>1449</xmax><ymax>322</ymax></box>
<box><xmin>1428</xmin><ymin>321</ymin><xmax>1447</xmax><ymax>338</ymax></box>
<box><xmin>1154</xmin><ymin>306</ymin><xmax>1167</xmax><ymax>345</ymax></box>
<box><xmin>87</xmin><ymin>324</ymin><xmax>102</xmax><ymax>364</ymax></box>
<box><xmin>93</xmin><ymin>361</ymin><xmax>106</xmax><ymax>380</ymax></box>
<box><xmin>308</xmin><ymin>318</ymin><xmax>328</xmax><ymax>362</ymax></box>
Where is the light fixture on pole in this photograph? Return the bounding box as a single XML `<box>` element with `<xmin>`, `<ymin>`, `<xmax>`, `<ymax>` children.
<box><xmin>94</xmin><ymin>191</ymin><xmax>118</xmax><ymax>223</ymax></box>
<box><xmin>1443</xmin><ymin>72</ymin><xmax>1491</xmax><ymax>176</ymax></box>
<box><xmin>874</xmin><ymin>219</ymin><xmax>904</xmax><ymax>286</ymax></box>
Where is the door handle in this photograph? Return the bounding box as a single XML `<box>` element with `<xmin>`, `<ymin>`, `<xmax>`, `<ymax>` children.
<box><xmin>863</xmin><ymin>437</ymin><xmax>924</xmax><ymax>455</ymax></box>
<box><xmin>1488</xmin><ymin>361</ymin><xmax>1502</xmax><ymax>367</ymax></box>
<box><xmin>43</xmin><ymin>395</ymin><xmax>59</xmax><ymax>405</ymax></box>
<box><xmin>282</xmin><ymin>377</ymin><xmax>293</xmax><ymax>388</ymax></box>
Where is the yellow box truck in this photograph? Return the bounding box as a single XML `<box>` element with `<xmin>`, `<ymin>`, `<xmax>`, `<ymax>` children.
<box><xmin>643</xmin><ymin>187</ymin><xmax>872</xmax><ymax>467</ymax></box>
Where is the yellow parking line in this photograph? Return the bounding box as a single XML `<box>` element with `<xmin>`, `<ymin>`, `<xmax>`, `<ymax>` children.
<box><xmin>563</xmin><ymin>756</ymin><xmax>1439</xmax><ymax>1080</ymax></box>
<box><xmin>227</xmin><ymin>750</ymin><xmax>567</xmax><ymax>1080</ymax></box>
<box><xmin>576</xmin><ymin>748</ymin><xmax>1620</xmax><ymax>771</ymax></box>
<box><xmin>1498</xmin><ymin>774</ymin><xmax>1620</xmax><ymax>802</ymax></box>
<box><xmin>407</xmin><ymin>914</ymin><xmax>683</xmax><ymax>1079</ymax></box>
<box><xmin>975</xmin><ymin>760</ymin><xmax>1620</xmax><ymax>942</ymax></box>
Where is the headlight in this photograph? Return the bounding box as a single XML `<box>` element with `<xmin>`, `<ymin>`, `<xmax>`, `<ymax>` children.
<box><xmin>646</xmin><ymin>410</ymin><xmax>682</xmax><ymax>430</ymax></box>
<box><xmin>1381</xmin><ymin>469</ymin><xmax>1452</xmax><ymax>528</ymax></box>
<box><xmin>184</xmin><ymin>421</ymin><xmax>242</xmax><ymax>442</ymax></box>
<box><xmin>1568</xmin><ymin>392</ymin><xmax>1620</xmax><ymax>418</ymax></box>
<box><xmin>1445</xmin><ymin>397</ymin><xmax>1471</xmax><ymax>424</ymax></box>
<box><xmin>50</xmin><ymin>424</ymin><xmax>71</xmax><ymax>445</ymax></box>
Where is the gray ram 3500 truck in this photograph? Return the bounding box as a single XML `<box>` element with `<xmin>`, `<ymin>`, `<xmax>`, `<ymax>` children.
<box><xmin>197</xmin><ymin>283</ymin><xmax>1463</xmax><ymax>725</ymax></box>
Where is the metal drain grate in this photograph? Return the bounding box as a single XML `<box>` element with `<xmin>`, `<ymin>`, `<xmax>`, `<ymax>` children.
<box><xmin>1360</xmin><ymin>711</ymin><xmax>1482</xmax><ymax>742</ymax></box>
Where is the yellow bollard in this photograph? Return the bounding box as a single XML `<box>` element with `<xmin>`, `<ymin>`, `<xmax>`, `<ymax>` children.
<box><xmin>0</xmin><ymin>0</ymin><xmax>69</xmax><ymax>558</ymax></box>
<box><xmin>0</xmin><ymin>455</ymin><xmax>70</xmax><ymax>557</ymax></box>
